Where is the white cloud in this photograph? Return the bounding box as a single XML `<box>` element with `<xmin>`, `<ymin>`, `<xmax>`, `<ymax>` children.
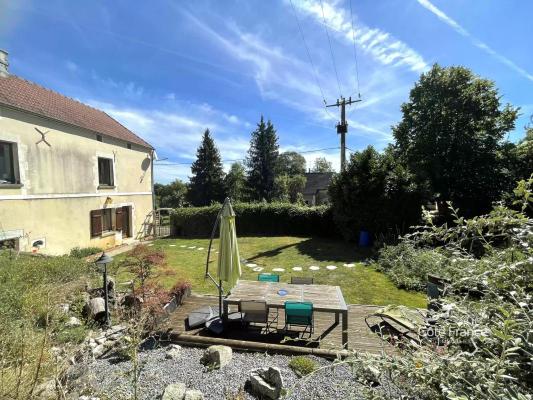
<box><xmin>417</xmin><ymin>0</ymin><xmax>533</xmax><ymax>82</ymax></box>
<box><xmin>87</xmin><ymin>99</ymin><xmax>251</xmax><ymax>183</ymax></box>
<box><xmin>65</xmin><ymin>60</ymin><xmax>78</xmax><ymax>72</ymax></box>
<box><xmin>291</xmin><ymin>0</ymin><xmax>428</xmax><ymax>73</ymax></box>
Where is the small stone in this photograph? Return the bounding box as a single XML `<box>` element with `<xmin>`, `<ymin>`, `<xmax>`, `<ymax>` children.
<box><xmin>184</xmin><ymin>389</ymin><xmax>204</xmax><ymax>400</ymax></box>
<box><xmin>162</xmin><ymin>383</ymin><xmax>186</xmax><ymax>400</ymax></box>
<box><xmin>34</xmin><ymin>379</ymin><xmax>56</xmax><ymax>399</ymax></box>
<box><xmin>165</xmin><ymin>344</ymin><xmax>182</xmax><ymax>359</ymax></box>
<box><xmin>65</xmin><ymin>316</ymin><xmax>82</xmax><ymax>327</ymax></box>
<box><xmin>201</xmin><ymin>345</ymin><xmax>232</xmax><ymax>369</ymax></box>
<box><xmin>92</xmin><ymin>344</ymin><xmax>105</xmax><ymax>358</ymax></box>
<box><xmin>95</xmin><ymin>337</ymin><xmax>106</xmax><ymax>345</ymax></box>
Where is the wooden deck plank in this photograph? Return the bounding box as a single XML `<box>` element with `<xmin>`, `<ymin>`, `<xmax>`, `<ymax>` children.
<box><xmin>163</xmin><ymin>295</ymin><xmax>394</xmax><ymax>355</ymax></box>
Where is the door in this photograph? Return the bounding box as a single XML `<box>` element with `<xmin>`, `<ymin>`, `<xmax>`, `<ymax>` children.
<box><xmin>122</xmin><ymin>206</ymin><xmax>131</xmax><ymax>238</ymax></box>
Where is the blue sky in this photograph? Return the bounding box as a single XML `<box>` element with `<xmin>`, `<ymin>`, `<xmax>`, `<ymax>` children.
<box><xmin>1</xmin><ymin>0</ymin><xmax>532</xmax><ymax>183</ymax></box>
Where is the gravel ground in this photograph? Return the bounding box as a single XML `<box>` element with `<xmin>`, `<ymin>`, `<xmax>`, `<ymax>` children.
<box><xmin>83</xmin><ymin>344</ymin><xmax>367</xmax><ymax>399</ymax></box>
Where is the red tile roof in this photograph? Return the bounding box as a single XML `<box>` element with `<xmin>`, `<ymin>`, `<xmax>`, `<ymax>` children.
<box><xmin>0</xmin><ymin>75</ymin><xmax>152</xmax><ymax>148</ymax></box>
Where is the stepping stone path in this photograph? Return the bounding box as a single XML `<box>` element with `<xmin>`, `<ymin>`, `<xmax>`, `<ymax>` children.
<box><xmin>169</xmin><ymin>244</ymin><xmax>176</xmax><ymax>247</ymax></box>
<box><xmin>343</xmin><ymin>263</ymin><xmax>355</xmax><ymax>268</ymax></box>
<box><xmin>292</xmin><ymin>267</ymin><xmax>302</xmax><ymax>271</ymax></box>
<box><xmin>180</xmin><ymin>245</ymin><xmax>186</xmax><ymax>248</ymax></box>
<box><xmin>147</xmin><ymin>243</ymin><xmax>154</xmax><ymax>247</ymax></box>
<box><xmin>197</xmin><ymin>247</ymin><xmax>204</xmax><ymax>250</ymax></box>
<box><xmin>246</xmin><ymin>263</ymin><xmax>257</xmax><ymax>268</ymax></box>
<box><xmin>253</xmin><ymin>267</ymin><xmax>263</xmax><ymax>272</ymax></box>
<box><xmin>272</xmin><ymin>268</ymin><xmax>285</xmax><ymax>272</ymax></box>
<box><xmin>188</xmin><ymin>246</ymin><xmax>196</xmax><ymax>249</ymax></box>
<box><xmin>309</xmin><ymin>266</ymin><xmax>320</xmax><ymax>271</ymax></box>
<box><xmin>326</xmin><ymin>265</ymin><xmax>337</xmax><ymax>270</ymax></box>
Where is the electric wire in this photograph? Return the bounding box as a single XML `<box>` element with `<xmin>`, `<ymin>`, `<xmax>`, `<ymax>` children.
<box><xmin>289</xmin><ymin>0</ymin><xmax>337</xmax><ymax>121</ymax></box>
<box><xmin>319</xmin><ymin>0</ymin><xmax>342</xmax><ymax>97</ymax></box>
<box><xmin>154</xmin><ymin>147</ymin><xmax>343</xmax><ymax>166</ymax></box>
<box><xmin>349</xmin><ymin>0</ymin><xmax>361</xmax><ymax>99</ymax></box>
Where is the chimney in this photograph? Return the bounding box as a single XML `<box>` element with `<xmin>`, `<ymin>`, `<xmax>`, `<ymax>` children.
<box><xmin>0</xmin><ymin>50</ymin><xmax>9</xmax><ymax>78</ymax></box>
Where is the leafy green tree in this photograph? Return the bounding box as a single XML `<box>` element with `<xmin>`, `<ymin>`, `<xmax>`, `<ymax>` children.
<box><xmin>246</xmin><ymin>116</ymin><xmax>279</xmax><ymax>201</ymax></box>
<box><xmin>273</xmin><ymin>174</ymin><xmax>306</xmax><ymax>203</ymax></box>
<box><xmin>187</xmin><ymin>129</ymin><xmax>225</xmax><ymax>206</ymax></box>
<box><xmin>154</xmin><ymin>179</ymin><xmax>188</xmax><ymax>208</ymax></box>
<box><xmin>393</xmin><ymin>64</ymin><xmax>519</xmax><ymax>215</ymax></box>
<box><xmin>329</xmin><ymin>146</ymin><xmax>424</xmax><ymax>240</ymax></box>
<box><xmin>277</xmin><ymin>151</ymin><xmax>306</xmax><ymax>175</ymax></box>
<box><xmin>224</xmin><ymin>162</ymin><xmax>247</xmax><ymax>201</ymax></box>
<box><xmin>311</xmin><ymin>157</ymin><xmax>333</xmax><ymax>173</ymax></box>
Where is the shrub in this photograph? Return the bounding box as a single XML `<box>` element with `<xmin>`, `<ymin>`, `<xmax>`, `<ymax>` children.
<box><xmin>289</xmin><ymin>356</ymin><xmax>318</xmax><ymax>377</ymax></box>
<box><xmin>342</xmin><ymin>182</ymin><xmax>533</xmax><ymax>399</ymax></box>
<box><xmin>329</xmin><ymin>145</ymin><xmax>425</xmax><ymax>241</ymax></box>
<box><xmin>69</xmin><ymin>246</ymin><xmax>102</xmax><ymax>258</ymax></box>
<box><xmin>171</xmin><ymin>202</ymin><xmax>336</xmax><ymax>237</ymax></box>
<box><xmin>377</xmin><ymin>241</ymin><xmax>447</xmax><ymax>291</ymax></box>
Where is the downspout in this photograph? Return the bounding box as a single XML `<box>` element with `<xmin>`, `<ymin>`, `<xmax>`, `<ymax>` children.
<box><xmin>150</xmin><ymin>149</ymin><xmax>156</xmax><ymax>237</ymax></box>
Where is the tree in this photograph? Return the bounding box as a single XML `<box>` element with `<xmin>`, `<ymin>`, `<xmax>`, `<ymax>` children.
<box><xmin>311</xmin><ymin>157</ymin><xmax>333</xmax><ymax>173</ymax></box>
<box><xmin>187</xmin><ymin>129</ymin><xmax>225</xmax><ymax>206</ymax></box>
<box><xmin>273</xmin><ymin>174</ymin><xmax>306</xmax><ymax>203</ymax></box>
<box><xmin>329</xmin><ymin>146</ymin><xmax>424</xmax><ymax>241</ymax></box>
<box><xmin>154</xmin><ymin>179</ymin><xmax>188</xmax><ymax>208</ymax></box>
<box><xmin>277</xmin><ymin>151</ymin><xmax>306</xmax><ymax>175</ymax></box>
<box><xmin>246</xmin><ymin>116</ymin><xmax>279</xmax><ymax>201</ymax></box>
<box><xmin>393</xmin><ymin>64</ymin><xmax>518</xmax><ymax>215</ymax></box>
<box><xmin>224</xmin><ymin>162</ymin><xmax>247</xmax><ymax>202</ymax></box>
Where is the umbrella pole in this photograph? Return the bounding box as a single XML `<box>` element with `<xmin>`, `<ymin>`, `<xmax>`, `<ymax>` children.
<box><xmin>219</xmin><ymin>279</ymin><xmax>223</xmax><ymax>317</ymax></box>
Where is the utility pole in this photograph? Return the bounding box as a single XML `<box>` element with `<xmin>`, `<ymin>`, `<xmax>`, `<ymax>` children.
<box><xmin>326</xmin><ymin>96</ymin><xmax>361</xmax><ymax>171</ymax></box>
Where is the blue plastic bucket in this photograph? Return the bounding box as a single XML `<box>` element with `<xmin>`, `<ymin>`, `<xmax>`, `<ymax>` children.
<box><xmin>358</xmin><ymin>230</ymin><xmax>371</xmax><ymax>247</ymax></box>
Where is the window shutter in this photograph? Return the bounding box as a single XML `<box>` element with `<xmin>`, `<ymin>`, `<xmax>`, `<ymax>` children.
<box><xmin>115</xmin><ymin>207</ymin><xmax>123</xmax><ymax>231</ymax></box>
<box><xmin>90</xmin><ymin>210</ymin><xmax>102</xmax><ymax>237</ymax></box>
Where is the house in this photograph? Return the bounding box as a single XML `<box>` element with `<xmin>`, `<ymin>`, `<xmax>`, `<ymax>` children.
<box><xmin>303</xmin><ymin>172</ymin><xmax>334</xmax><ymax>206</ymax></box>
<box><xmin>0</xmin><ymin>50</ymin><xmax>155</xmax><ymax>255</ymax></box>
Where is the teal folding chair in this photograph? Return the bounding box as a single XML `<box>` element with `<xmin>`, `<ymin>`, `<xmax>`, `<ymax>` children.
<box><xmin>284</xmin><ymin>301</ymin><xmax>314</xmax><ymax>336</ymax></box>
<box><xmin>258</xmin><ymin>273</ymin><xmax>280</xmax><ymax>282</ymax></box>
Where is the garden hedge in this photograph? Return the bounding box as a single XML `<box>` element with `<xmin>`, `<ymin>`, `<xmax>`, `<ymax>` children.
<box><xmin>171</xmin><ymin>202</ymin><xmax>337</xmax><ymax>237</ymax></box>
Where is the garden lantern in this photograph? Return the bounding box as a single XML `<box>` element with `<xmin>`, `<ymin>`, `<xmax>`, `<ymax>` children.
<box><xmin>95</xmin><ymin>252</ymin><xmax>113</xmax><ymax>328</ymax></box>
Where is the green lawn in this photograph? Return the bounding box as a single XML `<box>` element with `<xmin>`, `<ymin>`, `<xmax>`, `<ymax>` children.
<box><xmin>116</xmin><ymin>236</ymin><xmax>426</xmax><ymax>308</ymax></box>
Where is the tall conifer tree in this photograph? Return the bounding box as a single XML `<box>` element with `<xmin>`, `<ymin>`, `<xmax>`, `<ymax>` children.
<box><xmin>187</xmin><ymin>129</ymin><xmax>225</xmax><ymax>206</ymax></box>
<box><xmin>246</xmin><ymin>116</ymin><xmax>279</xmax><ymax>201</ymax></box>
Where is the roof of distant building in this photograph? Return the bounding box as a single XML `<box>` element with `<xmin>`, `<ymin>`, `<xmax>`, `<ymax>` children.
<box><xmin>303</xmin><ymin>172</ymin><xmax>334</xmax><ymax>195</ymax></box>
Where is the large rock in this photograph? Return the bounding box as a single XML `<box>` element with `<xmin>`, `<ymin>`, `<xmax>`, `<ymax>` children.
<box><xmin>247</xmin><ymin>366</ymin><xmax>284</xmax><ymax>400</ymax></box>
<box><xmin>184</xmin><ymin>389</ymin><xmax>204</xmax><ymax>400</ymax></box>
<box><xmin>165</xmin><ymin>344</ymin><xmax>182</xmax><ymax>360</ymax></box>
<box><xmin>201</xmin><ymin>345</ymin><xmax>232</xmax><ymax>369</ymax></box>
<box><xmin>35</xmin><ymin>379</ymin><xmax>56</xmax><ymax>399</ymax></box>
<box><xmin>162</xmin><ymin>383</ymin><xmax>187</xmax><ymax>400</ymax></box>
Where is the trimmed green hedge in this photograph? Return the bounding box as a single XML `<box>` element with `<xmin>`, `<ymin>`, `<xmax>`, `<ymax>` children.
<box><xmin>171</xmin><ymin>203</ymin><xmax>336</xmax><ymax>237</ymax></box>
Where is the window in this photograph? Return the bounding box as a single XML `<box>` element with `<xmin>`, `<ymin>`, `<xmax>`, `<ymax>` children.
<box><xmin>127</xmin><ymin>143</ymin><xmax>132</xmax><ymax>150</ymax></box>
<box><xmin>102</xmin><ymin>209</ymin><xmax>113</xmax><ymax>232</ymax></box>
<box><xmin>98</xmin><ymin>157</ymin><xmax>114</xmax><ymax>186</ymax></box>
<box><xmin>96</xmin><ymin>134</ymin><xmax>102</xmax><ymax>142</ymax></box>
<box><xmin>0</xmin><ymin>141</ymin><xmax>18</xmax><ymax>185</ymax></box>
<box><xmin>90</xmin><ymin>208</ymin><xmax>115</xmax><ymax>237</ymax></box>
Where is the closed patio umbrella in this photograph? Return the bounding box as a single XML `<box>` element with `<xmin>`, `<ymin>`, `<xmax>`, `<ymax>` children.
<box><xmin>217</xmin><ymin>199</ymin><xmax>241</xmax><ymax>290</ymax></box>
<box><xmin>205</xmin><ymin>198</ymin><xmax>241</xmax><ymax>318</ymax></box>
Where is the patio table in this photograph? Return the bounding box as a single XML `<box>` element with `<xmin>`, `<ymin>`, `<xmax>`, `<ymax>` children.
<box><xmin>223</xmin><ymin>280</ymin><xmax>349</xmax><ymax>348</ymax></box>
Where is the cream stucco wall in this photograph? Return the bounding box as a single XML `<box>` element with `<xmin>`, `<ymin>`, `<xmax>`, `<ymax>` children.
<box><xmin>0</xmin><ymin>105</ymin><xmax>154</xmax><ymax>255</ymax></box>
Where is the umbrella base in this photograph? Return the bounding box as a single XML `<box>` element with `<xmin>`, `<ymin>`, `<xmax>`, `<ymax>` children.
<box><xmin>187</xmin><ymin>306</ymin><xmax>220</xmax><ymax>330</ymax></box>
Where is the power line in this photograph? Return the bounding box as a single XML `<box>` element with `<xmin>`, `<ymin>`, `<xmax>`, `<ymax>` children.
<box><xmin>320</xmin><ymin>0</ymin><xmax>342</xmax><ymax>97</ymax></box>
<box><xmin>154</xmin><ymin>147</ymin><xmax>342</xmax><ymax>166</ymax></box>
<box><xmin>349</xmin><ymin>0</ymin><xmax>361</xmax><ymax>99</ymax></box>
<box><xmin>289</xmin><ymin>0</ymin><xmax>337</xmax><ymax>121</ymax></box>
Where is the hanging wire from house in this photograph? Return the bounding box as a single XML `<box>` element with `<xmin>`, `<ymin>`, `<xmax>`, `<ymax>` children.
<box><xmin>154</xmin><ymin>147</ymin><xmax>343</xmax><ymax>166</ymax></box>
<box><xmin>319</xmin><ymin>0</ymin><xmax>342</xmax><ymax>97</ymax></box>
<box><xmin>289</xmin><ymin>0</ymin><xmax>337</xmax><ymax>121</ymax></box>
<box><xmin>349</xmin><ymin>0</ymin><xmax>361</xmax><ymax>99</ymax></box>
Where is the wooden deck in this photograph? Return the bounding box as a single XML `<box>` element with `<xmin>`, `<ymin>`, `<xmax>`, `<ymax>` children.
<box><xmin>163</xmin><ymin>295</ymin><xmax>395</xmax><ymax>355</ymax></box>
